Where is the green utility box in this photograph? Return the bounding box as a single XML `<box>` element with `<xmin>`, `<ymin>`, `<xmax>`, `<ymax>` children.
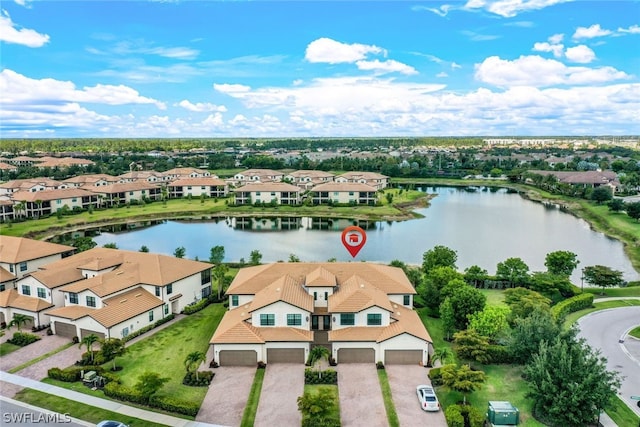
<box><xmin>487</xmin><ymin>401</ymin><xmax>519</xmax><ymax>426</ymax></box>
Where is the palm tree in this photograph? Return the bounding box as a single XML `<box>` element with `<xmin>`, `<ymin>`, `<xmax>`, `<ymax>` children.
<box><xmin>307</xmin><ymin>346</ymin><xmax>330</xmax><ymax>378</ymax></box>
<box><xmin>184</xmin><ymin>351</ymin><xmax>206</xmax><ymax>380</ymax></box>
<box><xmin>79</xmin><ymin>334</ymin><xmax>99</xmax><ymax>363</ymax></box>
<box><xmin>8</xmin><ymin>313</ymin><xmax>30</xmax><ymax>332</ymax></box>
<box><xmin>431</xmin><ymin>347</ymin><xmax>453</xmax><ymax>367</ymax></box>
<box><xmin>100</xmin><ymin>338</ymin><xmax>127</xmax><ymax>371</ymax></box>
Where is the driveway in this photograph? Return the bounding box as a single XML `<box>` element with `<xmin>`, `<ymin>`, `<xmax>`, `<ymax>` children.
<box><xmin>255</xmin><ymin>363</ymin><xmax>305</xmax><ymax>427</ymax></box>
<box><xmin>386</xmin><ymin>365</ymin><xmax>447</xmax><ymax>427</ymax></box>
<box><xmin>0</xmin><ymin>334</ymin><xmax>72</xmax><ymax>372</ymax></box>
<box><xmin>196</xmin><ymin>366</ymin><xmax>255</xmax><ymax>426</ymax></box>
<box><xmin>337</xmin><ymin>363</ymin><xmax>386</xmax><ymax>427</ymax></box>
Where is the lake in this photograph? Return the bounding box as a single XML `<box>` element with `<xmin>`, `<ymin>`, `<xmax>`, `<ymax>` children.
<box><xmin>91</xmin><ymin>187</ymin><xmax>639</xmax><ymax>284</ymax></box>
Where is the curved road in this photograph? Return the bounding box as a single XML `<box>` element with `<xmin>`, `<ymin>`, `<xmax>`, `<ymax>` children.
<box><xmin>578</xmin><ymin>306</ymin><xmax>640</xmax><ymax>417</ymax></box>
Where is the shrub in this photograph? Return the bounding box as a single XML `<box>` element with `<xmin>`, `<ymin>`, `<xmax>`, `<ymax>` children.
<box><xmin>376</xmin><ymin>361</ymin><xmax>385</xmax><ymax>370</ymax></box>
<box><xmin>304</xmin><ymin>368</ymin><xmax>338</xmax><ymax>385</ymax></box>
<box><xmin>182</xmin><ymin>371</ymin><xmax>214</xmax><ymax>387</ymax></box>
<box><xmin>182</xmin><ymin>297</ymin><xmax>212</xmax><ymax>315</ymax></box>
<box><xmin>445</xmin><ymin>405</ymin><xmax>464</xmax><ymax>427</ymax></box>
<box><xmin>428</xmin><ymin>366</ymin><xmax>444</xmax><ymax>386</ymax></box>
<box><xmin>103</xmin><ymin>383</ymin><xmax>199</xmax><ymax>416</ymax></box>
<box><xmin>7</xmin><ymin>332</ymin><xmax>41</xmax><ymax>347</ymax></box>
<box><xmin>257</xmin><ymin>361</ymin><xmax>266</xmax><ymax>369</ymax></box>
<box><xmin>48</xmin><ymin>366</ymin><xmax>105</xmax><ymax>382</ymax></box>
<box><xmin>551</xmin><ymin>293</ymin><xmax>594</xmax><ymax>320</ymax></box>
<box><xmin>446</xmin><ymin>404</ymin><xmax>484</xmax><ymax>427</ymax></box>
<box><xmin>486</xmin><ymin>345</ymin><xmax>514</xmax><ymax>364</ymax></box>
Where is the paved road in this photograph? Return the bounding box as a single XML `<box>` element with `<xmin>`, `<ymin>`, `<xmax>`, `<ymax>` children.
<box><xmin>577</xmin><ymin>306</ymin><xmax>640</xmax><ymax>417</ymax></box>
<box><xmin>0</xmin><ymin>396</ymin><xmax>92</xmax><ymax>427</ymax></box>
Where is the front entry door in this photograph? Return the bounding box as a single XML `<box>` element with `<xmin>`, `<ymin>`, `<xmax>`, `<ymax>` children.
<box><xmin>323</xmin><ymin>315</ymin><xmax>331</xmax><ymax>330</ymax></box>
<box><xmin>312</xmin><ymin>316</ymin><xmax>319</xmax><ymax>330</ymax></box>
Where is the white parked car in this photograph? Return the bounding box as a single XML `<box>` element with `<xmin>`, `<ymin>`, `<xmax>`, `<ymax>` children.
<box><xmin>416</xmin><ymin>384</ymin><xmax>440</xmax><ymax>412</ymax></box>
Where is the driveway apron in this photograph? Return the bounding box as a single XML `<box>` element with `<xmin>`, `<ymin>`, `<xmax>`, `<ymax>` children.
<box><xmin>254</xmin><ymin>363</ymin><xmax>305</xmax><ymax>427</ymax></box>
<box><xmin>337</xmin><ymin>364</ymin><xmax>386</xmax><ymax>427</ymax></box>
<box><xmin>386</xmin><ymin>365</ymin><xmax>447</xmax><ymax>427</ymax></box>
<box><xmin>196</xmin><ymin>366</ymin><xmax>255</xmax><ymax>426</ymax></box>
<box><xmin>0</xmin><ymin>334</ymin><xmax>71</xmax><ymax>372</ymax></box>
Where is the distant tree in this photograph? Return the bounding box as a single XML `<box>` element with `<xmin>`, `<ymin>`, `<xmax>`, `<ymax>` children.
<box><xmin>626</xmin><ymin>202</ymin><xmax>640</xmax><ymax>221</ymax></box>
<box><xmin>173</xmin><ymin>246</ymin><xmax>186</xmax><ymax>259</ymax></box>
<box><xmin>528</xmin><ymin>272</ymin><xmax>574</xmax><ymax>299</ymax></box>
<box><xmin>463</xmin><ymin>265</ymin><xmax>488</xmax><ymax>287</ymax></box>
<box><xmin>582</xmin><ymin>265</ymin><xmax>624</xmax><ymax>292</ymax></box>
<box><xmin>468</xmin><ymin>306</ymin><xmax>510</xmax><ymax>343</ymax></box>
<box><xmin>249</xmin><ymin>250</ymin><xmax>263</xmax><ymax>265</ymax></box>
<box><xmin>385</xmin><ymin>192</ymin><xmax>394</xmax><ymax>204</ymax></box>
<box><xmin>453</xmin><ymin>330</ymin><xmax>492</xmax><ymax>364</ymax></box>
<box><xmin>544</xmin><ymin>250</ymin><xmax>579</xmax><ymax>277</ymax></box>
<box><xmin>103</xmin><ymin>243</ymin><xmax>118</xmax><ymax>249</ymax></box>
<box><xmin>390</xmin><ymin>260</ymin><xmax>422</xmax><ymax>288</ymax></box>
<box><xmin>135</xmin><ymin>371</ymin><xmax>169</xmax><ymax>402</ymax></box>
<box><xmin>209</xmin><ymin>245</ymin><xmax>225</xmax><ymax>265</ymax></box>
<box><xmin>496</xmin><ymin>257</ymin><xmax>530</xmax><ymax>287</ymax></box>
<box><xmin>607</xmin><ymin>198</ymin><xmax>626</xmax><ymax>212</ymax></box>
<box><xmin>422</xmin><ymin>245</ymin><xmax>458</xmax><ymax>274</ymax></box>
<box><xmin>72</xmin><ymin>237</ymin><xmax>97</xmax><ymax>252</ymax></box>
<box><xmin>419</xmin><ymin>266</ymin><xmax>464</xmax><ymax>312</ymax></box>
<box><xmin>288</xmin><ymin>253</ymin><xmax>301</xmax><ymax>262</ymax></box>
<box><xmin>525</xmin><ymin>335</ymin><xmax>621</xmax><ymax>427</ymax></box>
<box><xmin>213</xmin><ymin>264</ymin><xmax>228</xmax><ymax>299</ymax></box>
<box><xmin>441</xmin><ymin>363</ymin><xmax>486</xmax><ymax>405</ymax></box>
<box><xmin>590</xmin><ymin>186</ymin><xmax>613</xmax><ymax>204</ymax></box>
<box><xmin>139</xmin><ymin>245</ymin><xmax>150</xmax><ymax>252</ymax></box>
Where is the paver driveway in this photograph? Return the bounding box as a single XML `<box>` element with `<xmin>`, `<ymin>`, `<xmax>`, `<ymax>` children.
<box><xmin>337</xmin><ymin>363</ymin><xmax>386</xmax><ymax>427</ymax></box>
<box><xmin>0</xmin><ymin>334</ymin><xmax>71</xmax><ymax>372</ymax></box>
<box><xmin>254</xmin><ymin>363</ymin><xmax>305</xmax><ymax>427</ymax></box>
<box><xmin>196</xmin><ymin>366</ymin><xmax>255</xmax><ymax>426</ymax></box>
<box><xmin>386</xmin><ymin>365</ymin><xmax>447</xmax><ymax>427</ymax></box>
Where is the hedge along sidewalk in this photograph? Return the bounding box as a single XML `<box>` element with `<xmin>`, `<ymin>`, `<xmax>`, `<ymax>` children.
<box><xmin>0</xmin><ymin>371</ymin><xmax>224</xmax><ymax>427</ymax></box>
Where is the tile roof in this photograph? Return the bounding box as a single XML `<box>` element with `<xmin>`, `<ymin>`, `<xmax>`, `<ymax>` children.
<box><xmin>63</xmin><ymin>174</ymin><xmax>118</xmax><ymax>185</ymax></box>
<box><xmin>337</xmin><ymin>171</ymin><xmax>388</xmax><ymax>180</ymax></box>
<box><xmin>311</xmin><ymin>182</ymin><xmax>377</xmax><ymax>192</ymax></box>
<box><xmin>249</xmin><ymin>275</ymin><xmax>314</xmax><ymax>313</ymax></box>
<box><xmin>328</xmin><ymin>326</ymin><xmax>386</xmax><ymax>342</ymax></box>
<box><xmin>85</xmin><ymin>182</ymin><xmax>161</xmax><ymax>194</ymax></box>
<box><xmin>287</xmin><ymin>170</ymin><xmax>335</xmax><ymax>179</ymax></box>
<box><xmin>234</xmin><ymin>182</ymin><xmax>301</xmax><ymax>193</ymax></box>
<box><xmin>11</xmin><ymin>188</ymin><xmax>96</xmax><ymax>202</ymax></box>
<box><xmin>168</xmin><ymin>177</ymin><xmax>227</xmax><ymax>187</ymax></box>
<box><xmin>45</xmin><ymin>305</ymin><xmax>95</xmax><ymax>320</ymax></box>
<box><xmin>61</xmin><ymin>264</ymin><xmax>141</xmax><ymax>297</ymax></box>
<box><xmin>28</xmin><ymin>267</ymin><xmax>85</xmax><ymax>289</ymax></box>
<box><xmin>328</xmin><ymin>275</ymin><xmax>394</xmax><ymax>313</ymax></box>
<box><xmin>0</xmin><ymin>178</ymin><xmax>60</xmax><ymax>190</ymax></box>
<box><xmin>92</xmin><ymin>287</ymin><xmax>163</xmax><ymax>328</ymax></box>
<box><xmin>0</xmin><ymin>266</ymin><xmax>15</xmax><ymax>283</ymax></box>
<box><xmin>0</xmin><ymin>289</ymin><xmax>54</xmax><ymax>312</ymax></box>
<box><xmin>163</xmin><ymin>167</ymin><xmax>210</xmax><ymax>176</ymax></box>
<box><xmin>0</xmin><ymin>236</ymin><xmax>74</xmax><ymax>264</ymax></box>
<box><xmin>77</xmin><ymin>254</ymin><xmax>124</xmax><ymax>271</ymax></box>
<box><xmin>305</xmin><ymin>266</ymin><xmax>336</xmax><ymax>287</ymax></box>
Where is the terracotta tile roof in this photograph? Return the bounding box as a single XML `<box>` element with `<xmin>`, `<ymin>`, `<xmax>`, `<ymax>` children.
<box><xmin>337</xmin><ymin>171</ymin><xmax>388</xmax><ymax>180</ymax></box>
<box><xmin>77</xmin><ymin>254</ymin><xmax>123</xmax><ymax>271</ymax></box>
<box><xmin>29</xmin><ymin>268</ymin><xmax>85</xmax><ymax>289</ymax></box>
<box><xmin>311</xmin><ymin>182</ymin><xmax>377</xmax><ymax>192</ymax></box>
<box><xmin>0</xmin><ymin>178</ymin><xmax>60</xmax><ymax>190</ymax></box>
<box><xmin>210</xmin><ymin>305</ymin><xmax>262</xmax><ymax>344</ymax></box>
<box><xmin>92</xmin><ymin>287</ymin><xmax>163</xmax><ymax>328</ymax></box>
<box><xmin>85</xmin><ymin>182</ymin><xmax>161</xmax><ymax>194</ymax></box>
<box><xmin>0</xmin><ymin>236</ymin><xmax>74</xmax><ymax>264</ymax></box>
<box><xmin>63</xmin><ymin>174</ymin><xmax>118</xmax><ymax>185</ymax></box>
<box><xmin>168</xmin><ymin>177</ymin><xmax>226</xmax><ymax>187</ymax></box>
<box><xmin>0</xmin><ymin>162</ymin><xmax>17</xmax><ymax>170</ymax></box>
<box><xmin>380</xmin><ymin>303</ymin><xmax>432</xmax><ymax>343</ymax></box>
<box><xmin>163</xmin><ymin>167</ymin><xmax>210</xmax><ymax>176</ymax></box>
<box><xmin>329</xmin><ymin>326</ymin><xmax>386</xmax><ymax>342</ymax></box>
<box><xmin>249</xmin><ymin>275</ymin><xmax>314</xmax><ymax>313</ymax></box>
<box><xmin>238</xmin><ymin>169</ymin><xmax>283</xmax><ymax>177</ymax></box>
<box><xmin>12</xmin><ymin>188</ymin><xmax>96</xmax><ymax>202</ymax></box>
<box><xmin>328</xmin><ymin>275</ymin><xmax>394</xmax><ymax>313</ymax></box>
<box><xmin>234</xmin><ymin>182</ymin><xmax>301</xmax><ymax>193</ymax></box>
<box><xmin>0</xmin><ymin>266</ymin><xmax>15</xmax><ymax>283</ymax></box>
<box><xmin>0</xmin><ymin>289</ymin><xmax>54</xmax><ymax>312</ymax></box>
<box><xmin>45</xmin><ymin>304</ymin><xmax>95</xmax><ymax>320</ymax></box>
<box><xmin>117</xmin><ymin>171</ymin><xmax>164</xmax><ymax>180</ymax></box>
<box><xmin>287</xmin><ymin>170</ymin><xmax>335</xmax><ymax>179</ymax></box>
<box><xmin>258</xmin><ymin>327</ymin><xmax>313</xmax><ymax>342</ymax></box>
<box><xmin>61</xmin><ymin>264</ymin><xmax>141</xmax><ymax>297</ymax></box>
<box><xmin>305</xmin><ymin>266</ymin><xmax>336</xmax><ymax>287</ymax></box>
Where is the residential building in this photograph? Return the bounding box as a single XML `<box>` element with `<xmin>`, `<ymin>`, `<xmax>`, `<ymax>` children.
<box><xmin>232</xmin><ymin>169</ymin><xmax>284</xmax><ymax>186</ymax></box>
<box><xmin>35</xmin><ymin>157</ymin><xmax>95</xmax><ymax>169</ymax></box>
<box><xmin>335</xmin><ymin>171</ymin><xmax>389</xmax><ymax>190</ymax></box>
<box><xmin>63</xmin><ymin>174</ymin><xmax>119</xmax><ymax>188</ymax></box>
<box><xmin>211</xmin><ymin>263</ymin><xmax>431</xmax><ymax>366</ymax></box>
<box><xmin>528</xmin><ymin>170</ymin><xmax>620</xmax><ymax>190</ymax></box>
<box><xmin>234</xmin><ymin>182</ymin><xmax>301</xmax><ymax>205</ymax></box>
<box><xmin>310</xmin><ymin>182</ymin><xmax>378</xmax><ymax>205</ymax></box>
<box><xmin>0</xmin><ymin>236</ymin><xmax>74</xmax><ymax>285</ymax></box>
<box><xmin>167</xmin><ymin>177</ymin><xmax>228</xmax><ymax>199</ymax></box>
<box><xmin>162</xmin><ymin>167</ymin><xmax>211</xmax><ymax>181</ymax></box>
<box><xmin>0</xmin><ymin>178</ymin><xmax>62</xmax><ymax>196</ymax></box>
<box><xmin>87</xmin><ymin>182</ymin><xmax>162</xmax><ymax>206</ymax></box>
<box><xmin>11</xmin><ymin>188</ymin><xmax>99</xmax><ymax>218</ymax></box>
<box><xmin>0</xmin><ymin>162</ymin><xmax>18</xmax><ymax>173</ymax></box>
<box><xmin>285</xmin><ymin>170</ymin><xmax>335</xmax><ymax>190</ymax></box>
<box><xmin>117</xmin><ymin>171</ymin><xmax>166</xmax><ymax>184</ymax></box>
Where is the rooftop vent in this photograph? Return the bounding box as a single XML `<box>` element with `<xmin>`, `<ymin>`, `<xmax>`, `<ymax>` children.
<box><xmin>120</xmin><ymin>299</ymin><xmax>127</xmax><ymax>303</ymax></box>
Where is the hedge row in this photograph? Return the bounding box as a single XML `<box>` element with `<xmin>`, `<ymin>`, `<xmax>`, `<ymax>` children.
<box><xmin>48</xmin><ymin>366</ymin><xmax>106</xmax><ymax>382</ymax></box>
<box><xmin>182</xmin><ymin>371</ymin><xmax>214</xmax><ymax>387</ymax></box>
<box><xmin>182</xmin><ymin>295</ymin><xmax>215</xmax><ymax>315</ymax></box>
<box><xmin>7</xmin><ymin>332</ymin><xmax>40</xmax><ymax>347</ymax></box>
<box><xmin>103</xmin><ymin>383</ymin><xmax>199</xmax><ymax>416</ymax></box>
<box><xmin>445</xmin><ymin>404</ymin><xmax>484</xmax><ymax>427</ymax></box>
<box><xmin>486</xmin><ymin>345</ymin><xmax>514</xmax><ymax>364</ymax></box>
<box><xmin>304</xmin><ymin>368</ymin><xmax>338</xmax><ymax>385</ymax></box>
<box><xmin>122</xmin><ymin>314</ymin><xmax>174</xmax><ymax>343</ymax></box>
<box><xmin>551</xmin><ymin>293</ymin><xmax>594</xmax><ymax>319</ymax></box>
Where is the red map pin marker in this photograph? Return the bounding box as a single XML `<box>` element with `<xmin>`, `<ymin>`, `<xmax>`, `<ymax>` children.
<box><xmin>341</xmin><ymin>226</ymin><xmax>367</xmax><ymax>258</ymax></box>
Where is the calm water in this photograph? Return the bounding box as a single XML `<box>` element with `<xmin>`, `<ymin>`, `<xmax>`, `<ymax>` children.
<box><xmin>92</xmin><ymin>187</ymin><xmax>639</xmax><ymax>284</ymax></box>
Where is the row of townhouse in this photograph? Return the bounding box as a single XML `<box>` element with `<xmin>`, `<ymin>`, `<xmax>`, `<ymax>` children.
<box><xmin>0</xmin><ymin>237</ymin><xmax>212</xmax><ymax>339</ymax></box>
<box><xmin>231</xmin><ymin>169</ymin><xmax>389</xmax><ymax>191</ymax></box>
<box><xmin>0</xmin><ymin>156</ymin><xmax>95</xmax><ymax>169</ymax></box>
<box><xmin>233</xmin><ymin>182</ymin><xmax>379</xmax><ymax>206</ymax></box>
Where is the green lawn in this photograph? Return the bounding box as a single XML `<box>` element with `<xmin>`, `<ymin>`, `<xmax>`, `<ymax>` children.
<box><xmin>629</xmin><ymin>326</ymin><xmax>640</xmax><ymax>339</ymax></box>
<box><xmin>583</xmin><ymin>287</ymin><xmax>640</xmax><ymax>298</ymax></box>
<box><xmin>300</xmin><ymin>384</ymin><xmax>340</xmax><ymax>425</ymax></box>
<box><xmin>563</xmin><ymin>299</ymin><xmax>640</xmax><ymax>329</ymax></box>
<box><xmin>479</xmin><ymin>289</ymin><xmax>508</xmax><ymax>307</ymax></box>
<box><xmin>377</xmin><ymin>368</ymin><xmax>400</xmax><ymax>427</ymax></box>
<box><xmin>0</xmin><ymin>342</ymin><xmax>20</xmax><ymax>356</ymax></box>
<box><xmin>13</xmin><ymin>388</ymin><xmax>167</xmax><ymax>427</ymax></box>
<box><xmin>607</xmin><ymin>395</ymin><xmax>640</xmax><ymax>427</ymax></box>
<box><xmin>240</xmin><ymin>367</ymin><xmax>265</xmax><ymax>427</ymax></box>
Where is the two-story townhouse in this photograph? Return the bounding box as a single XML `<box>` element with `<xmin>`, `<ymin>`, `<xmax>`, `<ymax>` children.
<box><xmin>12</xmin><ymin>188</ymin><xmax>99</xmax><ymax>218</ymax></box>
<box><xmin>285</xmin><ymin>170</ymin><xmax>335</xmax><ymax>190</ymax></box>
<box><xmin>167</xmin><ymin>177</ymin><xmax>228</xmax><ymax>199</ymax></box>
<box><xmin>35</xmin><ymin>157</ymin><xmax>95</xmax><ymax>169</ymax></box>
<box><xmin>310</xmin><ymin>182</ymin><xmax>378</xmax><ymax>205</ymax></box>
<box><xmin>0</xmin><ymin>178</ymin><xmax>62</xmax><ymax>196</ymax></box>
<box><xmin>162</xmin><ymin>167</ymin><xmax>211</xmax><ymax>181</ymax></box>
<box><xmin>63</xmin><ymin>174</ymin><xmax>119</xmax><ymax>188</ymax></box>
<box><xmin>210</xmin><ymin>263</ymin><xmax>431</xmax><ymax>366</ymax></box>
<box><xmin>5</xmin><ymin>156</ymin><xmax>39</xmax><ymax>167</ymax></box>
<box><xmin>0</xmin><ymin>199</ymin><xmax>14</xmax><ymax>222</ymax></box>
<box><xmin>232</xmin><ymin>169</ymin><xmax>284</xmax><ymax>186</ymax></box>
<box><xmin>0</xmin><ymin>162</ymin><xmax>18</xmax><ymax>174</ymax></box>
<box><xmin>234</xmin><ymin>182</ymin><xmax>301</xmax><ymax>206</ymax></box>
<box><xmin>335</xmin><ymin>171</ymin><xmax>389</xmax><ymax>190</ymax></box>
<box><xmin>87</xmin><ymin>182</ymin><xmax>162</xmax><ymax>206</ymax></box>
<box><xmin>117</xmin><ymin>171</ymin><xmax>166</xmax><ymax>184</ymax></box>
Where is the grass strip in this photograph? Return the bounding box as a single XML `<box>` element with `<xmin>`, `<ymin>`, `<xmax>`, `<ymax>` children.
<box><xmin>0</xmin><ymin>342</ymin><xmax>21</xmax><ymax>357</ymax></box>
<box><xmin>8</xmin><ymin>342</ymin><xmax>74</xmax><ymax>374</ymax></box>
<box><xmin>240</xmin><ymin>367</ymin><xmax>265</xmax><ymax>427</ymax></box>
<box><xmin>13</xmin><ymin>388</ymin><xmax>168</xmax><ymax>427</ymax></box>
<box><xmin>629</xmin><ymin>326</ymin><xmax>640</xmax><ymax>340</ymax></box>
<box><xmin>563</xmin><ymin>299</ymin><xmax>640</xmax><ymax>329</ymax></box>
<box><xmin>377</xmin><ymin>368</ymin><xmax>400</xmax><ymax>427</ymax></box>
<box><xmin>605</xmin><ymin>395</ymin><xmax>640</xmax><ymax>427</ymax></box>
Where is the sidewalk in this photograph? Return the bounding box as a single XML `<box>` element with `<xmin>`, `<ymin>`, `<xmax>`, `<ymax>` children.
<box><xmin>0</xmin><ymin>371</ymin><xmax>226</xmax><ymax>427</ymax></box>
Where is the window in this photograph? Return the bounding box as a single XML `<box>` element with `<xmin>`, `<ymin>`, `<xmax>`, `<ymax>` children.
<box><xmin>0</xmin><ymin>284</ymin><xmax>5</xmax><ymax>292</ymax></box>
<box><xmin>86</xmin><ymin>296</ymin><xmax>96</xmax><ymax>307</ymax></box>
<box><xmin>155</xmin><ymin>286</ymin><xmax>161</xmax><ymax>297</ymax></box>
<box><xmin>57</xmin><ymin>200</ymin><xmax>62</xmax><ymax>205</ymax></box>
<box><xmin>256</xmin><ymin>192</ymin><xmax>261</xmax><ymax>196</ymax></box>
<box><xmin>37</xmin><ymin>288</ymin><xmax>46</xmax><ymax>299</ymax></box>
<box><xmin>340</xmin><ymin>313</ymin><xmax>355</xmax><ymax>326</ymax></box>
<box><xmin>324</xmin><ymin>292</ymin><xmax>328</xmax><ymax>300</ymax></box>
<box><xmin>260</xmin><ymin>314</ymin><xmax>275</xmax><ymax>326</ymax></box>
<box><xmin>167</xmin><ymin>284</ymin><xmax>173</xmax><ymax>294</ymax></box>
<box><xmin>129</xmin><ymin>191</ymin><xmax>134</xmax><ymax>195</ymax></box>
<box><xmin>9</xmin><ymin>265</ymin><xmax>13</xmax><ymax>273</ymax></box>
<box><xmin>122</xmin><ymin>327</ymin><xmax>129</xmax><ymax>337</ymax></box>
<box><xmin>313</xmin><ymin>292</ymin><xmax>317</xmax><ymax>301</ymax></box>
<box><xmin>20</xmin><ymin>261</ymin><xmax>27</xmax><ymax>272</ymax></box>
<box><xmin>201</xmin><ymin>269</ymin><xmax>211</xmax><ymax>285</ymax></box>
<box><xmin>201</xmin><ymin>286</ymin><xmax>211</xmax><ymax>299</ymax></box>
<box><xmin>21</xmin><ymin>285</ymin><xmax>31</xmax><ymax>296</ymax></box>
<box><xmin>231</xmin><ymin>295</ymin><xmax>239</xmax><ymax>307</ymax></box>
<box><xmin>72</xmin><ymin>198</ymin><xmax>77</xmax><ymax>203</ymax></box>
<box><xmin>69</xmin><ymin>293</ymin><xmax>78</xmax><ymax>304</ymax></box>
<box><xmin>403</xmin><ymin>295</ymin><xmax>411</xmax><ymax>305</ymax></box>
<box><xmin>149</xmin><ymin>311</ymin><xmax>154</xmax><ymax>322</ymax></box>
<box><xmin>271</xmin><ymin>192</ymin><xmax>275</xmax><ymax>196</ymax></box>
<box><xmin>287</xmin><ymin>314</ymin><xmax>302</xmax><ymax>326</ymax></box>
<box><xmin>367</xmin><ymin>313</ymin><xmax>382</xmax><ymax>326</ymax></box>
<box><xmin>164</xmin><ymin>304</ymin><xmax>169</xmax><ymax>315</ymax></box>
<box><xmin>349</xmin><ymin>192</ymin><xmax>354</xmax><ymax>196</ymax></box>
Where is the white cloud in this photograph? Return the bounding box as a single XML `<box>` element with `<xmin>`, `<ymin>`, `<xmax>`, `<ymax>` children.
<box><xmin>451</xmin><ymin>62</ymin><xmax>462</xmax><ymax>69</ymax></box>
<box><xmin>463</xmin><ymin>0</ymin><xmax>572</xmax><ymax>18</ymax></box>
<box><xmin>213</xmin><ymin>83</ymin><xmax>251</xmax><ymax>94</ymax></box>
<box><xmin>565</xmin><ymin>45</ymin><xmax>596</xmax><ymax>63</ymax></box>
<box><xmin>411</xmin><ymin>4</ymin><xmax>454</xmax><ymax>17</ymax></box>
<box><xmin>436</xmin><ymin>72</ymin><xmax>449</xmax><ymax>78</ymax></box>
<box><xmin>355</xmin><ymin>59</ymin><xmax>418</xmax><ymax>75</ymax></box>
<box><xmin>305</xmin><ymin>38</ymin><xmax>384</xmax><ymax>64</ymax></box>
<box><xmin>548</xmin><ymin>33</ymin><xmax>564</xmax><ymax>44</ymax></box>
<box><xmin>0</xmin><ymin>10</ymin><xmax>49</xmax><ymax>47</ymax></box>
<box><xmin>474</xmin><ymin>55</ymin><xmax>629</xmax><ymax>87</ymax></box>
<box><xmin>533</xmin><ymin>42</ymin><xmax>564</xmax><ymax>58</ymax></box>
<box><xmin>147</xmin><ymin>46</ymin><xmax>199</xmax><ymax>60</ymax></box>
<box><xmin>573</xmin><ymin>24</ymin><xmax>612</xmax><ymax>40</ymax></box>
<box><xmin>14</xmin><ymin>0</ymin><xmax>29</xmax><ymax>7</ymax></box>
<box><xmin>618</xmin><ymin>25</ymin><xmax>640</xmax><ymax>34</ymax></box>
<box><xmin>177</xmin><ymin>100</ymin><xmax>227</xmax><ymax>112</ymax></box>
<box><xmin>461</xmin><ymin>30</ymin><xmax>501</xmax><ymax>41</ymax></box>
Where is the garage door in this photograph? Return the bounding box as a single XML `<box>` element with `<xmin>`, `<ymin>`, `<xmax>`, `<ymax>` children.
<box><xmin>337</xmin><ymin>348</ymin><xmax>375</xmax><ymax>363</ymax></box>
<box><xmin>385</xmin><ymin>350</ymin><xmax>422</xmax><ymax>365</ymax></box>
<box><xmin>219</xmin><ymin>350</ymin><xmax>257</xmax><ymax>366</ymax></box>
<box><xmin>267</xmin><ymin>348</ymin><xmax>305</xmax><ymax>363</ymax></box>
<box><xmin>80</xmin><ymin>329</ymin><xmax>105</xmax><ymax>340</ymax></box>
<box><xmin>54</xmin><ymin>321</ymin><xmax>76</xmax><ymax>338</ymax></box>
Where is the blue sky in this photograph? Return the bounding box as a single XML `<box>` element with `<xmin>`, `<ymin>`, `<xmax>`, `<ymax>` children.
<box><xmin>1</xmin><ymin>0</ymin><xmax>639</xmax><ymax>138</ymax></box>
